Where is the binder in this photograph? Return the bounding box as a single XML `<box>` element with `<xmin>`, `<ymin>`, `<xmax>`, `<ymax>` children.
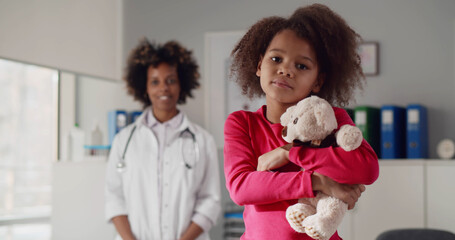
<box><xmin>344</xmin><ymin>108</ymin><xmax>355</xmax><ymax>122</ymax></box>
<box><xmin>380</xmin><ymin>105</ymin><xmax>406</xmax><ymax>159</ymax></box>
<box><xmin>108</xmin><ymin>110</ymin><xmax>128</xmax><ymax>145</ymax></box>
<box><xmin>354</xmin><ymin>106</ymin><xmax>380</xmax><ymax>156</ymax></box>
<box><xmin>406</xmin><ymin>104</ymin><xmax>428</xmax><ymax>158</ymax></box>
<box><xmin>128</xmin><ymin>111</ymin><xmax>143</xmax><ymax>124</ymax></box>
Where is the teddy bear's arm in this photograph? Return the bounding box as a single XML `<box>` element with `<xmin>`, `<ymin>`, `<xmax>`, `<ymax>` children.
<box><xmin>288</xmin><ymin>108</ymin><xmax>379</xmax><ymax>185</ymax></box>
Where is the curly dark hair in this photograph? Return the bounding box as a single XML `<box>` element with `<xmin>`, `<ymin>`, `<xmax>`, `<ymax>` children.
<box><xmin>124</xmin><ymin>38</ymin><xmax>200</xmax><ymax>108</ymax></box>
<box><xmin>231</xmin><ymin>4</ymin><xmax>364</xmax><ymax>107</ymax></box>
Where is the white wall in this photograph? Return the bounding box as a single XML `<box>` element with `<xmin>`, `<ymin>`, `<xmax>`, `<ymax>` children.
<box><xmin>0</xmin><ymin>2</ymin><xmax>136</xmax><ymax>239</ymax></box>
<box><xmin>123</xmin><ymin>0</ymin><xmax>455</xmax><ymax>158</ymax></box>
<box><xmin>0</xmin><ymin>0</ymin><xmax>122</xmax><ymax>80</ymax></box>
<box><xmin>76</xmin><ymin>75</ymin><xmax>142</xmax><ymax>145</ymax></box>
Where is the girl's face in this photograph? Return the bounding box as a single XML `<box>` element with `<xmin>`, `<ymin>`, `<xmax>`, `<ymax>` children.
<box><xmin>147</xmin><ymin>63</ymin><xmax>181</xmax><ymax>115</ymax></box>
<box><xmin>256</xmin><ymin>29</ymin><xmax>323</xmax><ymax>107</ymax></box>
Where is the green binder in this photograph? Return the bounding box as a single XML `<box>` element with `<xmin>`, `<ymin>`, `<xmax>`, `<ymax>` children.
<box><xmin>344</xmin><ymin>108</ymin><xmax>355</xmax><ymax>122</ymax></box>
<box><xmin>354</xmin><ymin>106</ymin><xmax>380</xmax><ymax>156</ymax></box>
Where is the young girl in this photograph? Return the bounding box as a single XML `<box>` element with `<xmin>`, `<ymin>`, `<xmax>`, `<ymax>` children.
<box><xmin>224</xmin><ymin>4</ymin><xmax>379</xmax><ymax>240</ymax></box>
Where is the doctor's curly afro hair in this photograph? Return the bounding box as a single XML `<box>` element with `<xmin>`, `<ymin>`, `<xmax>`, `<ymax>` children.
<box><xmin>230</xmin><ymin>4</ymin><xmax>365</xmax><ymax>107</ymax></box>
<box><xmin>124</xmin><ymin>38</ymin><xmax>200</xmax><ymax>109</ymax></box>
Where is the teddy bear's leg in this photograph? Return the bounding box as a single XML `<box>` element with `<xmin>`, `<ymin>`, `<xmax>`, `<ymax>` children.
<box><xmin>302</xmin><ymin>193</ymin><xmax>348</xmax><ymax>240</ymax></box>
<box><xmin>286</xmin><ymin>201</ymin><xmax>316</xmax><ymax>233</ymax></box>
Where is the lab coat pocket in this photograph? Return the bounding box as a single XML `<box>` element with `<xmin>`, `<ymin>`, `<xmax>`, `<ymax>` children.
<box><xmin>165</xmin><ymin>139</ymin><xmax>201</xmax><ymax>190</ymax></box>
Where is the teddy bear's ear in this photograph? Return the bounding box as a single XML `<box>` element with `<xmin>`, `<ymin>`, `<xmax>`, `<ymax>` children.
<box><xmin>281</xmin><ymin>105</ymin><xmax>296</xmax><ymax>126</ymax></box>
<box><xmin>314</xmin><ymin>99</ymin><xmax>337</xmax><ymax>131</ymax></box>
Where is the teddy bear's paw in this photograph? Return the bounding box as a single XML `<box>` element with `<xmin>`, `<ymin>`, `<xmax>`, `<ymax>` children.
<box><xmin>336</xmin><ymin>125</ymin><xmax>363</xmax><ymax>152</ymax></box>
<box><xmin>302</xmin><ymin>216</ymin><xmax>332</xmax><ymax>240</ymax></box>
<box><xmin>286</xmin><ymin>211</ymin><xmax>306</xmax><ymax>233</ymax></box>
<box><xmin>288</xmin><ymin>221</ymin><xmax>306</xmax><ymax>233</ymax></box>
<box><xmin>305</xmin><ymin>226</ymin><xmax>323</xmax><ymax>240</ymax></box>
<box><xmin>286</xmin><ymin>204</ymin><xmax>314</xmax><ymax>233</ymax></box>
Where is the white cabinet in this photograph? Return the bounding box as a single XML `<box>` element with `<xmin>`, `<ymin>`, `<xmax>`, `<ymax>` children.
<box><xmin>426</xmin><ymin>161</ymin><xmax>455</xmax><ymax>233</ymax></box>
<box><xmin>51</xmin><ymin>157</ymin><xmax>116</xmax><ymax>240</ymax></box>
<box><xmin>338</xmin><ymin>160</ymin><xmax>455</xmax><ymax>240</ymax></box>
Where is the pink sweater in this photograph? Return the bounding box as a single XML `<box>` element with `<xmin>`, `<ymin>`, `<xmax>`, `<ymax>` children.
<box><xmin>224</xmin><ymin>106</ymin><xmax>379</xmax><ymax>240</ymax></box>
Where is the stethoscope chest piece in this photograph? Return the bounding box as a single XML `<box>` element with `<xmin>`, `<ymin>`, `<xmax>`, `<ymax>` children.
<box><xmin>116</xmin><ymin>161</ymin><xmax>126</xmax><ymax>173</ymax></box>
<box><xmin>116</xmin><ymin>125</ymin><xmax>137</xmax><ymax>173</ymax></box>
<box><xmin>180</xmin><ymin>127</ymin><xmax>199</xmax><ymax>169</ymax></box>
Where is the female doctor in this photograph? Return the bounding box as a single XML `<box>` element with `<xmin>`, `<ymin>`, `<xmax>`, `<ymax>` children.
<box><xmin>105</xmin><ymin>39</ymin><xmax>221</xmax><ymax>240</ymax></box>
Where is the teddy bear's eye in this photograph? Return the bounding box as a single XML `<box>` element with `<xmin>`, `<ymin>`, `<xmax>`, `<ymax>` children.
<box><xmin>293</xmin><ymin>117</ymin><xmax>298</xmax><ymax>124</ymax></box>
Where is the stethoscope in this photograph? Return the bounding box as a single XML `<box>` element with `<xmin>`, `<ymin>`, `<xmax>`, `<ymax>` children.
<box><xmin>116</xmin><ymin>126</ymin><xmax>199</xmax><ymax>173</ymax></box>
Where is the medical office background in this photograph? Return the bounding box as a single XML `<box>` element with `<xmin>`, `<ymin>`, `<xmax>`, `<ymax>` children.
<box><xmin>0</xmin><ymin>0</ymin><xmax>454</xmax><ymax>240</ymax></box>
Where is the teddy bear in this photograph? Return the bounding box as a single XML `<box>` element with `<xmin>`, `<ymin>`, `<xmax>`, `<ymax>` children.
<box><xmin>280</xmin><ymin>95</ymin><xmax>363</xmax><ymax>240</ymax></box>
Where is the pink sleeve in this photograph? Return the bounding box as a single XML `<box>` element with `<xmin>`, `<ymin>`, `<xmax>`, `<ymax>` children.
<box><xmin>288</xmin><ymin>108</ymin><xmax>379</xmax><ymax>185</ymax></box>
<box><xmin>223</xmin><ymin>112</ymin><xmax>315</xmax><ymax>206</ymax></box>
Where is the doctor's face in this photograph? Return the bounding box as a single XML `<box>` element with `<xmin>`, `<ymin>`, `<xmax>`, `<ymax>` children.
<box><xmin>147</xmin><ymin>63</ymin><xmax>181</xmax><ymax>115</ymax></box>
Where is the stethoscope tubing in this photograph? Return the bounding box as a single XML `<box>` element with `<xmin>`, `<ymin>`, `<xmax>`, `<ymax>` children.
<box><xmin>116</xmin><ymin>126</ymin><xmax>198</xmax><ymax>172</ymax></box>
<box><xmin>179</xmin><ymin>127</ymin><xmax>199</xmax><ymax>169</ymax></box>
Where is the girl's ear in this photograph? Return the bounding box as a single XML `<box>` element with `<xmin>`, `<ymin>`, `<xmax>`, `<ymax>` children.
<box><xmin>312</xmin><ymin>73</ymin><xmax>325</xmax><ymax>93</ymax></box>
<box><xmin>256</xmin><ymin>57</ymin><xmax>263</xmax><ymax>77</ymax></box>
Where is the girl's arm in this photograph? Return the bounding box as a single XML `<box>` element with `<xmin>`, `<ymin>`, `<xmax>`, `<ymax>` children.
<box><xmin>257</xmin><ymin>144</ymin><xmax>292</xmax><ymax>171</ymax></box>
<box><xmin>257</xmin><ymin>146</ymin><xmax>365</xmax><ymax>209</ymax></box>
<box><xmin>224</xmin><ymin>112</ymin><xmax>315</xmax><ymax>206</ymax></box>
<box><xmin>289</xmin><ymin>108</ymin><xmax>379</xmax><ymax>185</ymax></box>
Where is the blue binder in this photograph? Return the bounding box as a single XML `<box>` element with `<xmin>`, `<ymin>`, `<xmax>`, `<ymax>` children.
<box><xmin>380</xmin><ymin>105</ymin><xmax>406</xmax><ymax>159</ymax></box>
<box><xmin>108</xmin><ymin>110</ymin><xmax>128</xmax><ymax>145</ymax></box>
<box><xmin>406</xmin><ymin>104</ymin><xmax>428</xmax><ymax>159</ymax></box>
<box><xmin>128</xmin><ymin>111</ymin><xmax>143</xmax><ymax>124</ymax></box>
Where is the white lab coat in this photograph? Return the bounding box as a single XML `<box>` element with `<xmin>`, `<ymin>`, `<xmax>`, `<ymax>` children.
<box><xmin>105</xmin><ymin>111</ymin><xmax>221</xmax><ymax>240</ymax></box>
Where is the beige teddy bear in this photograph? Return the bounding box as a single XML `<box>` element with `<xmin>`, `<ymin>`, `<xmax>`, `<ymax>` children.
<box><xmin>280</xmin><ymin>95</ymin><xmax>363</xmax><ymax>240</ymax></box>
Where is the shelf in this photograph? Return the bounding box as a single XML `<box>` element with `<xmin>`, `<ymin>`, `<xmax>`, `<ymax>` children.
<box><xmin>379</xmin><ymin>159</ymin><xmax>455</xmax><ymax>166</ymax></box>
<box><xmin>83</xmin><ymin>145</ymin><xmax>111</xmax><ymax>150</ymax></box>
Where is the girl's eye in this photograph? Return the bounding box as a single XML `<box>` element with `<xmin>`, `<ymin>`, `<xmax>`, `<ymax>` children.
<box><xmin>296</xmin><ymin>64</ymin><xmax>308</xmax><ymax>70</ymax></box>
<box><xmin>271</xmin><ymin>57</ymin><xmax>282</xmax><ymax>63</ymax></box>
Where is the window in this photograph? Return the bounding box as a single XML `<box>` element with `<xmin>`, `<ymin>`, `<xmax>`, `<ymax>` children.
<box><xmin>0</xmin><ymin>58</ymin><xmax>58</xmax><ymax>240</ymax></box>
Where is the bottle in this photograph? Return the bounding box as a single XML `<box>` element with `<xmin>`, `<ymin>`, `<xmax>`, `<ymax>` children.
<box><xmin>89</xmin><ymin>121</ymin><xmax>103</xmax><ymax>155</ymax></box>
<box><xmin>68</xmin><ymin>123</ymin><xmax>85</xmax><ymax>161</ymax></box>
<box><xmin>90</xmin><ymin>121</ymin><xmax>103</xmax><ymax>145</ymax></box>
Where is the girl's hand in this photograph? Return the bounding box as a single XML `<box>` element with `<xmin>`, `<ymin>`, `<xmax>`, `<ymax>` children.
<box><xmin>312</xmin><ymin>172</ymin><xmax>365</xmax><ymax>209</ymax></box>
<box><xmin>257</xmin><ymin>145</ymin><xmax>291</xmax><ymax>171</ymax></box>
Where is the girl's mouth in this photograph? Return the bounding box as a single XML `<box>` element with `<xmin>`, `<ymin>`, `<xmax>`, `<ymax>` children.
<box><xmin>272</xmin><ymin>78</ymin><xmax>292</xmax><ymax>89</ymax></box>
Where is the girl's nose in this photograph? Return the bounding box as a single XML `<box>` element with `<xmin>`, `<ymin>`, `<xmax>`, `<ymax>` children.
<box><xmin>278</xmin><ymin>66</ymin><xmax>294</xmax><ymax>78</ymax></box>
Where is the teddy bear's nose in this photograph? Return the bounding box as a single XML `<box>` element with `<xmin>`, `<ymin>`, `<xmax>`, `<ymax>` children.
<box><xmin>282</xmin><ymin>126</ymin><xmax>287</xmax><ymax>137</ymax></box>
